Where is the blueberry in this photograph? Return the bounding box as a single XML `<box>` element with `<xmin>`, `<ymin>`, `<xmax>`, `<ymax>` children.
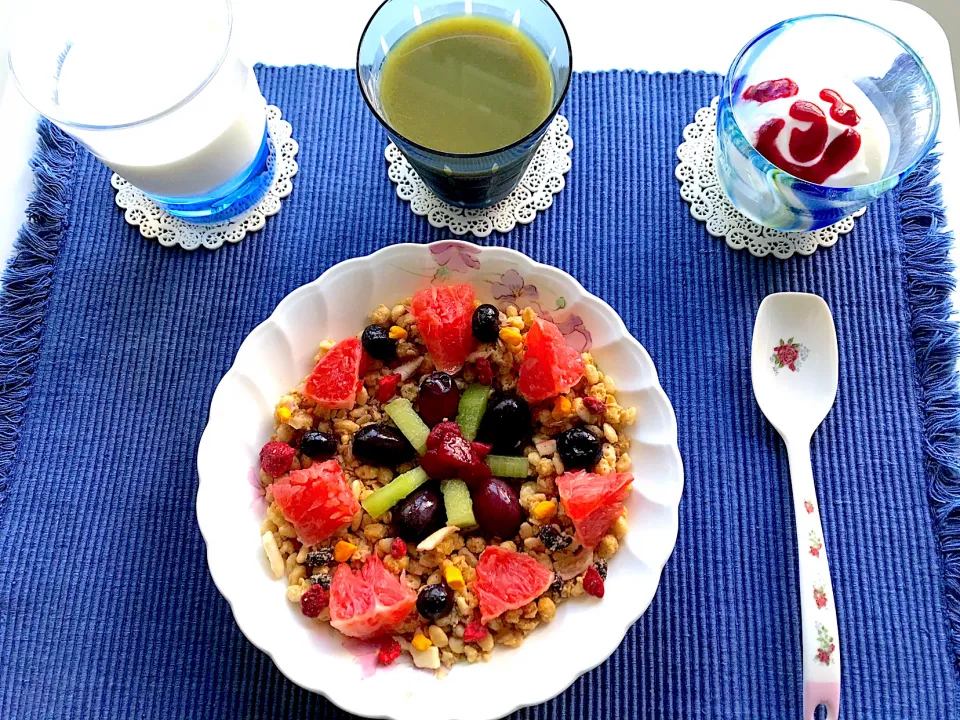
<box><xmin>477</xmin><ymin>392</ymin><xmax>531</xmax><ymax>454</ymax></box>
<box><xmin>300</xmin><ymin>431</ymin><xmax>337</xmax><ymax>460</ymax></box>
<box><xmin>361</xmin><ymin>324</ymin><xmax>397</xmax><ymax>361</ymax></box>
<box><xmin>472</xmin><ymin>304</ymin><xmax>500</xmax><ymax>343</ymax></box>
<box><xmin>416</xmin><ymin>583</ymin><xmax>455</xmax><ymax>620</ymax></box>
<box><xmin>556</xmin><ymin>427</ymin><xmax>602</xmax><ymax>470</ymax></box>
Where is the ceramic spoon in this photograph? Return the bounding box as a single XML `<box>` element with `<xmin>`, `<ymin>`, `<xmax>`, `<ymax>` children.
<box><xmin>751</xmin><ymin>293</ymin><xmax>841</xmax><ymax>720</ymax></box>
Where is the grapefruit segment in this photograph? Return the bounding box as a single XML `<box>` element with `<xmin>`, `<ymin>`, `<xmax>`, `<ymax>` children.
<box><xmin>411</xmin><ymin>285</ymin><xmax>476</xmax><ymax>374</ymax></box>
<box><xmin>517</xmin><ymin>318</ymin><xmax>585</xmax><ymax>403</ymax></box>
<box><xmin>473</xmin><ymin>546</ymin><xmax>554</xmax><ymax>623</ymax></box>
<box><xmin>267</xmin><ymin>460</ymin><xmax>359</xmax><ymax>545</ymax></box>
<box><xmin>329</xmin><ymin>556</ymin><xmax>417</xmax><ymax>639</ymax></box>
<box><xmin>556</xmin><ymin>470</ymin><xmax>633</xmax><ymax>548</ymax></box>
<box><xmin>303</xmin><ymin>337</ymin><xmax>363</xmax><ymax>410</ymax></box>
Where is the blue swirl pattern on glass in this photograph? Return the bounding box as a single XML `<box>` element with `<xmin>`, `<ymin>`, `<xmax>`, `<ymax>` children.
<box><xmin>716</xmin><ymin>14</ymin><xmax>939</xmax><ymax>232</ymax></box>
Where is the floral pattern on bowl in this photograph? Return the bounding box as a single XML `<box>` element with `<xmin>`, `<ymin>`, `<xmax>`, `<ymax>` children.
<box><xmin>424</xmin><ymin>243</ymin><xmax>592</xmax><ymax>351</ymax></box>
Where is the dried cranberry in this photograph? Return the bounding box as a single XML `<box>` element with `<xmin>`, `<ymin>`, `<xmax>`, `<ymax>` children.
<box><xmin>463</xmin><ymin>621</ymin><xmax>488</xmax><ymax>643</ymax></box>
<box><xmin>300</xmin><ymin>584</ymin><xmax>329</xmax><ymax>617</ymax></box>
<box><xmin>475</xmin><ymin>357</ymin><xmax>494</xmax><ymax>385</ymax></box>
<box><xmin>390</xmin><ymin>538</ymin><xmax>407</xmax><ymax>559</ymax></box>
<box><xmin>376</xmin><ymin>373</ymin><xmax>402</xmax><ymax>403</ymax></box>
<box><xmin>582</xmin><ymin>565</ymin><xmax>605</xmax><ymax>598</ymax></box>
<box><xmin>377</xmin><ymin>638</ymin><xmax>402</xmax><ymax>665</ymax></box>
<box><xmin>583</xmin><ymin>396</ymin><xmax>605</xmax><ymax>415</ymax></box>
<box><xmin>259</xmin><ymin>441</ymin><xmax>295</xmax><ymax>478</ymax></box>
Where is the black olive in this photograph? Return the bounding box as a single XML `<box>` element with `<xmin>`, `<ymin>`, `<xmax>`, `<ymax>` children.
<box><xmin>395</xmin><ymin>487</ymin><xmax>445</xmax><ymax>542</ymax></box>
<box><xmin>361</xmin><ymin>324</ymin><xmax>397</xmax><ymax>361</ymax></box>
<box><xmin>477</xmin><ymin>392</ymin><xmax>531</xmax><ymax>454</ymax></box>
<box><xmin>472</xmin><ymin>304</ymin><xmax>500</xmax><ymax>343</ymax></box>
<box><xmin>299</xmin><ymin>431</ymin><xmax>337</xmax><ymax>460</ymax></box>
<box><xmin>556</xmin><ymin>427</ymin><xmax>602</xmax><ymax>470</ymax></box>
<box><xmin>352</xmin><ymin>424</ymin><xmax>415</xmax><ymax>466</ymax></box>
<box><xmin>416</xmin><ymin>583</ymin><xmax>455</xmax><ymax>621</ymax></box>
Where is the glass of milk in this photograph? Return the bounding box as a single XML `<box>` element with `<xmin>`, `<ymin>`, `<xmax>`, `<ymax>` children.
<box><xmin>715</xmin><ymin>14</ymin><xmax>940</xmax><ymax>232</ymax></box>
<box><xmin>8</xmin><ymin>0</ymin><xmax>272</xmax><ymax>223</ymax></box>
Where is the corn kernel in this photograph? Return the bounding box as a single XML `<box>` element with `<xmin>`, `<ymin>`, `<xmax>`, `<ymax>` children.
<box><xmin>552</xmin><ymin>396</ymin><xmax>572</xmax><ymax>418</ymax></box>
<box><xmin>444</xmin><ymin>565</ymin><xmax>465</xmax><ymax>591</ymax></box>
<box><xmin>532</xmin><ymin>500</ymin><xmax>557</xmax><ymax>521</ymax></box>
<box><xmin>499</xmin><ymin>327</ymin><xmax>523</xmax><ymax>346</ymax></box>
<box><xmin>412</xmin><ymin>633</ymin><xmax>433</xmax><ymax>652</ymax></box>
<box><xmin>388</xmin><ymin>325</ymin><xmax>408</xmax><ymax>340</ymax></box>
<box><xmin>334</xmin><ymin>540</ymin><xmax>358</xmax><ymax>563</ymax></box>
<box><xmin>277</xmin><ymin>407</ymin><xmax>292</xmax><ymax>422</ymax></box>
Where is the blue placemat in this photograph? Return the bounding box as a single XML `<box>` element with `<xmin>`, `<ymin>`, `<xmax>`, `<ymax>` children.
<box><xmin>1</xmin><ymin>66</ymin><xmax>958</xmax><ymax>719</ymax></box>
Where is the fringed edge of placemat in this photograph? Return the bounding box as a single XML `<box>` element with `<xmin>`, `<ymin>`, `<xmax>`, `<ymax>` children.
<box><xmin>900</xmin><ymin>152</ymin><xmax>960</xmax><ymax>676</ymax></box>
<box><xmin>0</xmin><ymin>121</ymin><xmax>75</xmax><ymax>515</ymax></box>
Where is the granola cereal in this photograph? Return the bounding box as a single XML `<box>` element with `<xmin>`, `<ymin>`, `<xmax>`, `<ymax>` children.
<box><xmin>256</xmin><ymin>284</ymin><xmax>638</xmax><ymax>673</ymax></box>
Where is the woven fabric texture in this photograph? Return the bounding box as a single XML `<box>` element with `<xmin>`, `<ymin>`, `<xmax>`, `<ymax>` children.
<box><xmin>0</xmin><ymin>66</ymin><xmax>957</xmax><ymax>719</ymax></box>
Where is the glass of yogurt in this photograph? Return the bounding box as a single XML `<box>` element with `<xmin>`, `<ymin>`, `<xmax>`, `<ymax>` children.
<box><xmin>8</xmin><ymin>0</ymin><xmax>272</xmax><ymax>223</ymax></box>
<box><xmin>716</xmin><ymin>14</ymin><xmax>940</xmax><ymax>232</ymax></box>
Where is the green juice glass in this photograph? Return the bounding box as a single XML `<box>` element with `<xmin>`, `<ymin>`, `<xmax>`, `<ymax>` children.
<box><xmin>357</xmin><ymin>0</ymin><xmax>572</xmax><ymax>209</ymax></box>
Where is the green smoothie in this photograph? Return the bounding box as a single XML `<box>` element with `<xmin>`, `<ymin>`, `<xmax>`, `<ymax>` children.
<box><xmin>379</xmin><ymin>15</ymin><xmax>554</xmax><ymax>154</ymax></box>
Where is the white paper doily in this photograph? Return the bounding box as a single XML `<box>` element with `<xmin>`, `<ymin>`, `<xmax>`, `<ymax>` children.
<box><xmin>385</xmin><ymin>115</ymin><xmax>573</xmax><ymax>237</ymax></box>
<box><xmin>675</xmin><ymin>97</ymin><xmax>865</xmax><ymax>259</ymax></box>
<box><xmin>112</xmin><ymin>105</ymin><xmax>299</xmax><ymax>251</ymax></box>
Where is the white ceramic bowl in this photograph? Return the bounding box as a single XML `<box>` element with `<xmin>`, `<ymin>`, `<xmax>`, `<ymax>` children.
<box><xmin>197</xmin><ymin>241</ymin><xmax>684</xmax><ymax>720</ymax></box>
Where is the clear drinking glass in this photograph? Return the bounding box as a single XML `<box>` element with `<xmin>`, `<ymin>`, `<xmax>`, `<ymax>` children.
<box><xmin>357</xmin><ymin>0</ymin><xmax>572</xmax><ymax>209</ymax></box>
<box><xmin>8</xmin><ymin>0</ymin><xmax>273</xmax><ymax>223</ymax></box>
<box><xmin>716</xmin><ymin>14</ymin><xmax>940</xmax><ymax>232</ymax></box>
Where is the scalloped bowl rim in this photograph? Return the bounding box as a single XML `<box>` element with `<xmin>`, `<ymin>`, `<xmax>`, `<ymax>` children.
<box><xmin>196</xmin><ymin>241</ymin><xmax>684</xmax><ymax>720</ymax></box>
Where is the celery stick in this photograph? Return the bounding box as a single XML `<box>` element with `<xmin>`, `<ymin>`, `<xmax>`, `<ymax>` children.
<box><xmin>384</xmin><ymin>398</ymin><xmax>430</xmax><ymax>455</ymax></box>
<box><xmin>441</xmin><ymin>479</ymin><xmax>478</xmax><ymax>530</ymax></box>
<box><xmin>485</xmin><ymin>454</ymin><xmax>529</xmax><ymax>478</ymax></box>
<box><xmin>361</xmin><ymin>467</ymin><xmax>429</xmax><ymax>519</ymax></box>
<box><xmin>455</xmin><ymin>383</ymin><xmax>491</xmax><ymax>442</ymax></box>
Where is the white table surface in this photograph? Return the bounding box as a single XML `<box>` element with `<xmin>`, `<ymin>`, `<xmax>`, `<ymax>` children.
<box><xmin>0</xmin><ymin>0</ymin><xmax>957</xmax><ymax>322</ymax></box>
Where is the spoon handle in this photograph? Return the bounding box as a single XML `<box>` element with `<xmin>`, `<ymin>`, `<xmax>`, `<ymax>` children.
<box><xmin>787</xmin><ymin>442</ymin><xmax>841</xmax><ymax>720</ymax></box>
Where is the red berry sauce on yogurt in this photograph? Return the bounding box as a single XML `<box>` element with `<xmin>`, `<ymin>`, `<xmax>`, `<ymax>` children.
<box><xmin>738</xmin><ymin>76</ymin><xmax>889</xmax><ymax>186</ymax></box>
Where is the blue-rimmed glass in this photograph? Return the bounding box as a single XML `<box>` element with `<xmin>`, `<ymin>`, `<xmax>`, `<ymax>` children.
<box><xmin>8</xmin><ymin>0</ymin><xmax>273</xmax><ymax>224</ymax></box>
<box><xmin>716</xmin><ymin>14</ymin><xmax>940</xmax><ymax>232</ymax></box>
<box><xmin>357</xmin><ymin>0</ymin><xmax>571</xmax><ymax>209</ymax></box>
